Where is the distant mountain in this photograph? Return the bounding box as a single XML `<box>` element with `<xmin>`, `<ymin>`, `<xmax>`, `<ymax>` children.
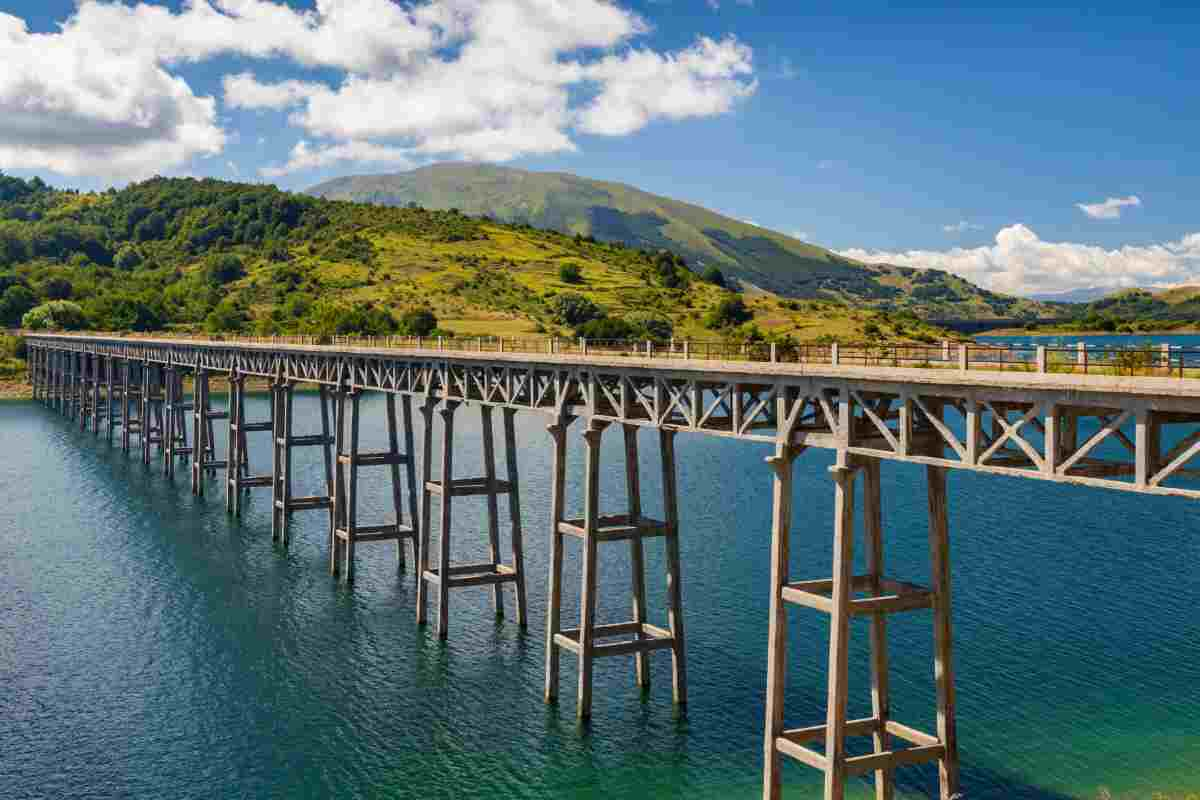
<box><xmin>308</xmin><ymin>163</ymin><xmax>1055</xmax><ymax>320</ymax></box>
<box><xmin>1026</xmin><ymin>286</ymin><xmax>1118</xmax><ymax>303</ymax></box>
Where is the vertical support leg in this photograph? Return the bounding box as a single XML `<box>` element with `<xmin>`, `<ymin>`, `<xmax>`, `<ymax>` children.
<box><xmin>319</xmin><ymin>386</ymin><xmax>336</xmax><ymax>537</ymax></box>
<box><xmin>415</xmin><ymin>397</ymin><xmax>436</xmax><ymax>625</ymax></box>
<box><xmin>926</xmin><ymin>465</ymin><xmax>960</xmax><ymax>800</ymax></box>
<box><xmin>577</xmin><ymin>419</ymin><xmax>607</xmax><ymax>720</ymax></box>
<box><xmin>163</xmin><ymin>368</ymin><xmax>176</xmax><ymax>477</ymax></box>
<box><xmin>331</xmin><ymin>388</ymin><xmax>348</xmax><ymax>576</ymax></box>
<box><xmin>226</xmin><ymin>374</ymin><xmax>240</xmax><ymax>513</ymax></box>
<box><xmin>823</xmin><ymin>465</ymin><xmax>858</xmax><ymax>800</ymax></box>
<box><xmin>480</xmin><ymin>405</ymin><xmax>504</xmax><ymax>616</ymax></box>
<box><xmin>436</xmin><ymin>400</ymin><xmax>460</xmax><ymax>639</ymax></box>
<box><xmin>385</xmin><ymin>394</ymin><xmax>407</xmax><ymax>573</ymax></box>
<box><xmin>121</xmin><ymin>361</ymin><xmax>132</xmax><ymax>453</ymax></box>
<box><xmin>864</xmin><ymin>460</ymin><xmax>894</xmax><ymax>800</ymax></box>
<box><xmin>502</xmin><ymin>408</ymin><xmax>527</xmax><ymax>628</ymax></box>
<box><xmin>344</xmin><ymin>390</ymin><xmax>361</xmax><ymax>581</ymax></box>
<box><xmin>762</xmin><ymin>444</ymin><xmax>797</xmax><ymax>800</ymax></box>
<box><xmin>402</xmin><ymin>395</ymin><xmax>420</xmax><ymax>585</ymax></box>
<box><xmin>623</xmin><ymin>424</ymin><xmax>650</xmax><ymax>688</ymax></box>
<box><xmin>660</xmin><ymin>428</ymin><xmax>687</xmax><ymax>706</ymax></box>
<box><xmin>544</xmin><ymin>414</ymin><xmax>574</xmax><ymax>703</ymax></box>
<box><xmin>271</xmin><ymin>382</ymin><xmax>287</xmax><ymax>542</ymax></box>
<box><xmin>105</xmin><ymin>356</ymin><xmax>115</xmax><ymax>442</ymax></box>
<box><xmin>192</xmin><ymin>369</ymin><xmax>208</xmax><ymax>496</ymax></box>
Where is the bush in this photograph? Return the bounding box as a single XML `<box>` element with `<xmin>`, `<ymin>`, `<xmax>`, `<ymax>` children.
<box><xmin>576</xmin><ymin>317</ymin><xmax>636</xmax><ymax>340</ymax></box>
<box><xmin>701</xmin><ymin>266</ymin><xmax>727</xmax><ymax>288</ymax></box>
<box><xmin>704</xmin><ymin>295</ymin><xmax>752</xmax><ymax>329</ymax></box>
<box><xmin>549</xmin><ymin>292</ymin><xmax>603</xmax><ymax>326</ymax></box>
<box><xmin>114</xmin><ymin>244</ymin><xmax>143</xmax><ymax>270</ymax></box>
<box><xmin>626</xmin><ymin>310</ymin><xmax>674</xmax><ymax>341</ymax></box>
<box><xmin>204</xmin><ymin>298</ymin><xmax>248</xmax><ymax>333</ymax></box>
<box><xmin>202</xmin><ymin>253</ymin><xmax>245</xmax><ymax>285</ymax></box>
<box><xmin>42</xmin><ymin>277</ymin><xmax>73</xmax><ymax>300</ymax></box>
<box><xmin>559</xmin><ymin>263</ymin><xmax>583</xmax><ymax>284</ymax></box>
<box><xmin>22</xmin><ymin>300</ymin><xmax>87</xmax><ymax>331</ymax></box>
<box><xmin>0</xmin><ymin>284</ymin><xmax>36</xmax><ymax>326</ymax></box>
<box><xmin>399</xmin><ymin>307</ymin><xmax>438</xmax><ymax>336</ymax></box>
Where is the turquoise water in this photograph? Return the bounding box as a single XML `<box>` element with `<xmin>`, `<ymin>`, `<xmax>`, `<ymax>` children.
<box><xmin>2</xmin><ymin>396</ymin><xmax>1198</xmax><ymax>800</ymax></box>
<box><xmin>978</xmin><ymin>332</ymin><xmax>1200</xmax><ymax>349</ymax></box>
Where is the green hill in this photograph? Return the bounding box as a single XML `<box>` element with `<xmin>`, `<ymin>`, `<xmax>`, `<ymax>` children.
<box><xmin>309</xmin><ymin>163</ymin><xmax>1053</xmax><ymax>320</ymax></box>
<box><xmin>0</xmin><ymin>173</ymin><xmax>957</xmax><ymax>344</ymax></box>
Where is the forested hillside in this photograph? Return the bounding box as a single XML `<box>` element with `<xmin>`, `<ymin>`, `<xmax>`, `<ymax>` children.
<box><xmin>310</xmin><ymin>163</ymin><xmax>1055</xmax><ymax>320</ymax></box>
<box><xmin>0</xmin><ymin>174</ymin><xmax>957</xmax><ymax>344</ymax></box>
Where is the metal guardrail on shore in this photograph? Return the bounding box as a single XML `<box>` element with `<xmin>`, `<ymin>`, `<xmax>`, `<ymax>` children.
<box><xmin>11</xmin><ymin>330</ymin><xmax>1200</xmax><ymax>378</ymax></box>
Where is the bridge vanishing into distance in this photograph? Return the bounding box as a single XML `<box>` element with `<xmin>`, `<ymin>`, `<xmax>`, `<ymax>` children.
<box><xmin>24</xmin><ymin>332</ymin><xmax>1200</xmax><ymax>800</ymax></box>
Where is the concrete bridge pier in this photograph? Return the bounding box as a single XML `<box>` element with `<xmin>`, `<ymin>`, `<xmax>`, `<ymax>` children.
<box><xmin>416</xmin><ymin>399</ymin><xmax>528</xmax><ymax>638</ymax></box>
<box><xmin>161</xmin><ymin>367</ymin><xmax>193</xmax><ymax>479</ymax></box>
<box><xmin>140</xmin><ymin>364</ymin><xmax>165</xmax><ymax>466</ymax></box>
<box><xmin>104</xmin><ymin>355</ymin><xmax>122</xmax><ymax>444</ymax></box>
<box><xmin>762</xmin><ymin>451</ymin><xmax>959</xmax><ymax>800</ymax></box>
<box><xmin>121</xmin><ymin>360</ymin><xmax>141</xmax><ymax>454</ymax></box>
<box><xmin>545</xmin><ymin>418</ymin><xmax>687</xmax><ymax>720</ymax></box>
<box><xmin>225</xmin><ymin>372</ymin><xmax>273</xmax><ymax>515</ymax></box>
<box><xmin>330</xmin><ymin>389</ymin><xmax>420</xmax><ymax>582</ymax></box>
<box><xmin>190</xmin><ymin>367</ymin><xmax>226</xmax><ymax>497</ymax></box>
<box><xmin>270</xmin><ymin>381</ymin><xmax>335</xmax><ymax>547</ymax></box>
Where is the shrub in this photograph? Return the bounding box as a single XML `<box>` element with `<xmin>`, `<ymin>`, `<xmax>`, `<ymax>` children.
<box><xmin>701</xmin><ymin>266</ymin><xmax>727</xmax><ymax>288</ymax></box>
<box><xmin>399</xmin><ymin>307</ymin><xmax>438</xmax><ymax>336</ymax></box>
<box><xmin>0</xmin><ymin>284</ymin><xmax>36</xmax><ymax>326</ymax></box>
<box><xmin>204</xmin><ymin>298</ymin><xmax>248</xmax><ymax>333</ymax></box>
<box><xmin>549</xmin><ymin>292</ymin><xmax>603</xmax><ymax>326</ymax></box>
<box><xmin>22</xmin><ymin>300</ymin><xmax>87</xmax><ymax>331</ymax></box>
<box><xmin>626</xmin><ymin>310</ymin><xmax>673</xmax><ymax>341</ymax></box>
<box><xmin>576</xmin><ymin>317</ymin><xmax>636</xmax><ymax>340</ymax></box>
<box><xmin>42</xmin><ymin>277</ymin><xmax>73</xmax><ymax>300</ymax></box>
<box><xmin>704</xmin><ymin>295</ymin><xmax>752</xmax><ymax>329</ymax></box>
<box><xmin>202</xmin><ymin>253</ymin><xmax>245</xmax><ymax>285</ymax></box>
<box><xmin>114</xmin><ymin>244</ymin><xmax>143</xmax><ymax>270</ymax></box>
<box><xmin>559</xmin><ymin>263</ymin><xmax>583</xmax><ymax>284</ymax></box>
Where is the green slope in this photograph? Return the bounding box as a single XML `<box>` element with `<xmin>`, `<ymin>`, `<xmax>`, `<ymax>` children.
<box><xmin>309</xmin><ymin>163</ymin><xmax>1055</xmax><ymax>320</ymax></box>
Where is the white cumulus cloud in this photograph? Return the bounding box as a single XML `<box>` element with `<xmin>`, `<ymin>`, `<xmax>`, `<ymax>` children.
<box><xmin>259</xmin><ymin>139</ymin><xmax>416</xmax><ymax>178</ymax></box>
<box><xmin>839</xmin><ymin>225</ymin><xmax>1200</xmax><ymax>296</ymax></box>
<box><xmin>1077</xmin><ymin>194</ymin><xmax>1141</xmax><ymax>220</ymax></box>
<box><xmin>0</xmin><ymin>0</ymin><xmax>756</xmax><ymax>180</ymax></box>
<box><xmin>0</xmin><ymin>10</ymin><xmax>224</xmax><ymax>179</ymax></box>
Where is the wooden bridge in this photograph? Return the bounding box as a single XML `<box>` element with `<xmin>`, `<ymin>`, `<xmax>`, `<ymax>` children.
<box><xmin>24</xmin><ymin>332</ymin><xmax>1200</xmax><ymax>800</ymax></box>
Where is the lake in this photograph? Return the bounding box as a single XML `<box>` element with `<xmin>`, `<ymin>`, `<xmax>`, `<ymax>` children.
<box><xmin>1</xmin><ymin>394</ymin><xmax>1198</xmax><ymax>799</ymax></box>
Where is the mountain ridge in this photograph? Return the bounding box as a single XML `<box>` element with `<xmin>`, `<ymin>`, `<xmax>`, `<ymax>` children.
<box><xmin>308</xmin><ymin>163</ymin><xmax>1055</xmax><ymax>321</ymax></box>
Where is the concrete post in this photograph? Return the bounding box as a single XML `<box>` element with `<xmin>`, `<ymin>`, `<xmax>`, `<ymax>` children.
<box><xmin>958</xmin><ymin>344</ymin><xmax>969</xmax><ymax>371</ymax></box>
<box><xmin>831</xmin><ymin>342</ymin><xmax>840</xmax><ymax>366</ymax></box>
<box><xmin>1036</xmin><ymin>345</ymin><xmax>1047</xmax><ymax>373</ymax></box>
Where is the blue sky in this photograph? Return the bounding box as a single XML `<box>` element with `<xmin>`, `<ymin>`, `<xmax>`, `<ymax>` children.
<box><xmin>1</xmin><ymin>0</ymin><xmax>1197</xmax><ymax>295</ymax></box>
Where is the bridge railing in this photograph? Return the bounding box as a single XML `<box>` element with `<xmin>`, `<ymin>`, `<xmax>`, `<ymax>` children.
<box><xmin>14</xmin><ymin>330</ymin><xmax>1200</xmax><ymax>378</ymax></box>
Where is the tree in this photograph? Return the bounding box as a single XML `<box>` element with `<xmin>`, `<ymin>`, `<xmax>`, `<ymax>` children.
<box><xmin>576</xmin><ymin>317</ymin><xmax>636</xmax><ymax>339</ymax></box>
<box><xmin>399</xmin><ymin>307</ymin><xmax>438</xmax><ymax>336</ymax></box>
<box><xmin>0</xmin><ymin>284</ymin><xmax>36</xmax><ymax>326</ymax></box>
<box><xmin>204</xmin><ymin>298</ymin><xmax>249</xmax><ymax>333</ymax></box>
<box><xmin>42</xmin><ymin>277</ymin><xmax>73</xmax><ymax>300</ymax></box>
<box><xmin>549</xmin><ymin>292</ymin><xmax>603</xmax><ymax>326</ymax></box>
<box><xmin>704</xmin><ymin>295</ymin><xmax>752</xmax><ymax>329</ymax></box>
<box><xmin>626</xmin><ymin>310</ymin><xmax>673</xmax><ymax>341</ymax></box>
<box><xmin>114</xmin><ymin>244</ymin><xmax>143</xmax><ymax>270</ymax></box>
<box><xmin>22</xmin><ymin>300</ymin><xmax>87</xmax><ymax>331</ymax></box>
<box><xmin>202</xmin><ymin>253</ymin><xmax>245</xmax><ymax>285</ymax></box>
<box><xmin>701</xmin><ymin>266</ymin><xmax>727</xmax><ymax>288</ymax></box>
<box><xmin>559</xmin><ymin>263</ymin><xmax>583</xmax><ymax>284</ymax></box>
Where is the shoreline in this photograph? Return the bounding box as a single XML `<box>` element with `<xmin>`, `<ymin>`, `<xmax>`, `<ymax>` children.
<box><xmin>980</xmin><ymin>327</ymin><xmax>1200</xmax><ymax>337</ymax></box>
